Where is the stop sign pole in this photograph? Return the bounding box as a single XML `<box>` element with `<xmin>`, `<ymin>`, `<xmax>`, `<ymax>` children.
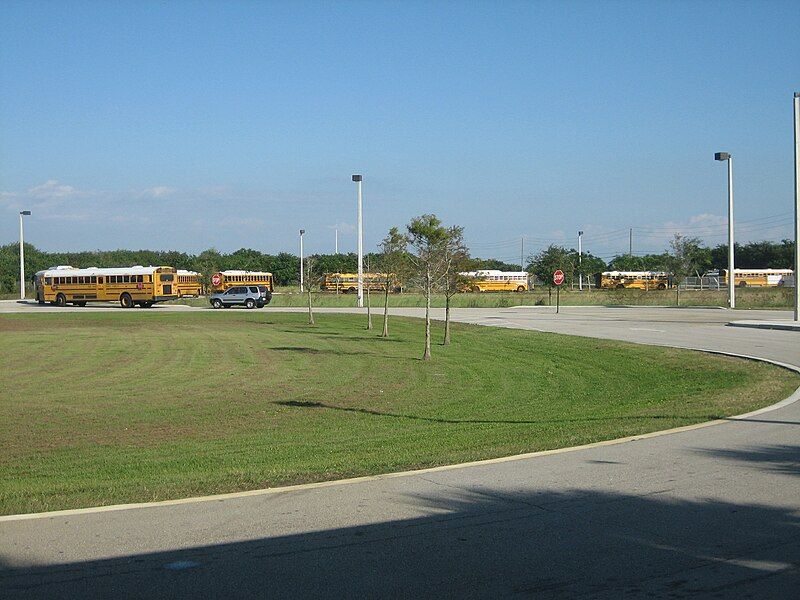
<box><xmin>553</xmin><ymin>270</ymin><xmax>565</xmax><ymax>314</ymax></box>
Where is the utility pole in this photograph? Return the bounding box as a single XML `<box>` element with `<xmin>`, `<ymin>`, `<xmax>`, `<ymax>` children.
<box><xmin>352</xmin><ymin>175</ymin><xmax>364</xmax><ymax>308</ymax></box>
<box><xmin>578</xmin><ymin>230</ymin><xmax>584</xmax><ymax>291</ymax></box>
<box><xmin>793</xmin><ymin>92</ymin><xmax>799</xmax><ymax>321</ymax></box>
<box><xmin>520</xmin><ymin>237</ymin><xmax>524</xmax><ymax>271</ymax></box>
<box><xmin>335</xmin><ymin>228</ymin><xmax>339</xmax><ymax>255</ymax></box>
<box><xmin>299</xmin><ymin>229</ymin><xmax>305</xmax><ymax>293</ymax></box>
<box><xmin>629</xmin><ymin>228</ymin><xmax>633</xmax><ymax>255</ymax></box>
<box><xmin>715</xmin><ymin>152</ymin><xmax>735</xmax><ymax>309</ymax></box>
<box><xmin>19</xmin><ymin>210</ymin><xmax>31</xmax><ymax>300</ymax></box>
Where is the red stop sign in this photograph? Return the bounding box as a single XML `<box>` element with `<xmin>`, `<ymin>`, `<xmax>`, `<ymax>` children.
<box><xmin>211</xmin><ymin>274</ymin><xmax>222</xmax><ymax>287</ymax></box>
<box><xmin>553</xmin><ymin>270</ymin><xmax>565</xmax><ymax>286</ymax></box>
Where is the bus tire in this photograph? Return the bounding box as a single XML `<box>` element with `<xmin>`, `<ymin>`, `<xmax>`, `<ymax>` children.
<box><xmin>55</xmin><ymin>293</ymin><xmax>67</xmax><ymax>307</ymax></box>
<box><xmin>211</xmin><ymin>299</ymin><xmax>222</xmax><ymax>309</ymax></box>
<box><xmin>516</xmin><ymin>285</ymin><xmax>525</xmax><ymax>292</ymax></box>
<box><xmin>616</xmin><ymin>284</ymin><xmax>626</xmax><ymax>289</ymax></box>
<box><xmin>120</xmin><ymin>293</ymin><xmax>134</xmax><ymax>308</ymax></box>
<box><xmin>738</xmin><ymin>281</ymin><xmax>747</xmax><ymax>287</ymax></box>
<box><xmin>347</xmin><ymin>287</ymin><xmax>356</xmax><ymax>294</ymax></box>
<box><xmin>245</xmin><ymin>298</ymin><xmax>256</xmax><ymax>309</ymax></box>
<box><xmin>471</xmin><ymin>285</ymin><xmax>481</xmax><ymax>293</ymax></box>
<box><xmin>657</xmin><ymin>283</ymin><xmax>666</xmax><ymax>290</ymax></box>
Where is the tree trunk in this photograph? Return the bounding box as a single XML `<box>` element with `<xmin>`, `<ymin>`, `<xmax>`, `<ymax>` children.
<box><xmin>307</xmin><ymin>287</ymin><xmax>315</xmax><ymax>325</ymax></box>
<box><xmin>366</xmin><ymin>284</ymin><xmax>373</xmax><ymax>330</ymax></box>
<box><xmin>443</xmin><ymin>294</ymin><xmax>451</xmax><ymax>345</ymax></box>
<box><xmin>676</xmin><ymin>284</ymin><xmax>680</xmax><ymax>307</ymax></box>
<box><xmin>423</xmin><ymin>276</ymin><xmax>431</xmax><ymax>361</ymax></box>
<box><xmin>548</xmin><ymin>287</ymin><xmax>552</xmax><ymax>305</ymax></box>
<box><xmin>382</xmin><ymin>281</ymin><xmax>389</xmax><ymax>337</ymax></box>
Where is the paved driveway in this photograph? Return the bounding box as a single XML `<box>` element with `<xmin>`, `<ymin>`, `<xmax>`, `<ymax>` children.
<box><xmin>1</xmin><ymin>305</ymin><xmax>798</xmax><ymax>598</ymax></box>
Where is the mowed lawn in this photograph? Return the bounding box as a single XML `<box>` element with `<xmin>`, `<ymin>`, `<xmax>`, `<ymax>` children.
<box><xmin>0</xmin><ymin>311</ymin><xmax>796</xmax><ymax>515</ymax></box>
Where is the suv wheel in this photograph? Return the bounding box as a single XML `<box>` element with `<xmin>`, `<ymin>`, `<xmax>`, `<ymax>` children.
<box><xmin>211</xmin><ymin>299</ymin><xmax>222</xmax><ymax>309</ymax></box>
<box><xmin>245</xmin><ymin>298</ymin><xmax>255</xmax><ymax>309</ymax></box>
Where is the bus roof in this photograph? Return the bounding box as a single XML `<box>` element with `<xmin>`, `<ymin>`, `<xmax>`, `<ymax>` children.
<box><xmin>602</xmin><ymin>271</ymin><xmax>668</xmax><ymax>276</ymax></box>
<box><xmin>40</xmin><ymin>266</ymin><xmax>174</xmax><ymax>277</ymax></box>
<box><xmin>177</xmin><ymin>269</ymin><xmax>199</xmax><ymax>275</ymax></box>
<box><xmin>218</xmin><ymin>270</ymin><xmax>273</xmax><ymax>276</ymax></box>
<box><xmin>460</xmin><ymin>270</ymin><xmax>528</xmax><ymax>277</ymax></box>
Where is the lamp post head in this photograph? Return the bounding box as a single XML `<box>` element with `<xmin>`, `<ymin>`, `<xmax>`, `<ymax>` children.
<box><xmin>352</xmin><ymin>175</ymin><xmax>362</xmax><ymax>182</ymax></box>
<box><xmin>578</xmin><ymin>230</ymin><xmax>584</xmax><ymax>236</ymax></box>
<box><xmin>714</xmin><ymin>152</ymin><xmax>730</xmax><ymax>161</ymax></box>
<box><xmin>299</xmin><ymin>229</ymin><xmax>305</xmax><ymax>236</ymax></box>
<box><xmin>20</xmin><ymin>210</ymin><xmax>31</xmax><ymax>216</ymax></box>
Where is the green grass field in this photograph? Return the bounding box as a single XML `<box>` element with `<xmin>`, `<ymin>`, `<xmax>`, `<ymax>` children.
<box><xmin>0</xmin><ymin>311</ymin><xmax>796</xmax><ymax>515</ymax></box>
<box><xmin>170</xmin><ymin>286</ymin><xmax>795</xmax><ymax>310</ymax></box>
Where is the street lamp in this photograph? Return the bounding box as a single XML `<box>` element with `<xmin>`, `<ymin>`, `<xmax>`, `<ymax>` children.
<box><xmin>352</xmin><ymin>174</ymin><xmax>364</xmax><ymax>308</ymax></box>
<box><xmin>19</xmin><ymin>210</ymin><xmax>31</xmax><ymax>300</ymax></box>
<box><xmin>299</xmin><ymin>229</ymin><xmax>305</xmax><ymax>293</ymax></box>
<box><xmin>578</xmin><ymin>230</ymin><xmax>584</xmax><ymax>291</ymax></box>
<box><xmin>793</xmin><ymin>93</ymin><xmax>799</xmax><ymax>321</ymax></box>
<box><xmin>715</xmin><ymin>152</ymin><xmax>735</xmax><ymax>309</ymax></box>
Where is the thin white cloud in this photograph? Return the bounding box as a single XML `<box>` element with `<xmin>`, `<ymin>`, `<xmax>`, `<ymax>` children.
<box><xmin>27</xmin><ymin>180</ymin><xmax>82</xmax><ymax>199</ymax></box>
<box><xmin>142</xmin><ymin>186</ymin><xmax>176</xmax><ymax>198</ymax></box>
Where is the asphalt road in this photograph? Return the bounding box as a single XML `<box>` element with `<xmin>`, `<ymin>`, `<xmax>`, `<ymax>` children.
<box><xmin>1</xmin><ymin>304</ymin><xmax>798</xmax><ymax>599</ymax></box>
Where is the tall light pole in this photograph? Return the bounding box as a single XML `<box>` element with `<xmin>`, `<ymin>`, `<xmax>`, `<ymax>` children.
<box><xmin>715</xmin><ymin>152</ymin><xmax>735</xmax><ymax>309</ymax></box>
<box><xmin>793</xmin><ymin>93</ymin><xmax>799</xmax><ymax>321</ymax></box>
<box><xmin>19</xmin><ymin>210</ymin><xmax>31</xmax><ymax>300</ymax></box>
<box><xmin>578</xmin><ymin>230</ymin><xmax>584</xmax><ymax>291</ymax></box>
<box><xmin>335</xmin><ymin>227</ymin><xmax>339</xmax><ymax>255</ymax></box>
<box><xmin>299</xmin><ymin>229</ymin><xmax>305</xmax><ymax>293</ymax></box>
<box><xmin>352</xmin><ymin>174</ymin><xmax>364</xmax><ymax>308</ymax></box>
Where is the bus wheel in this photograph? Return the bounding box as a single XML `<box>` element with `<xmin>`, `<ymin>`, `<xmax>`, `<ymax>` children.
<box><xmin>245</xmin><ymin>298</ymin><xmax>256</xmax><ymax>309</ymax></box>
<box><xmin>516</xmin><ymin>286</ymin><xmax>525</xmax><ymax>292</ymax></box>
<box><xmin>616</xmin><ymin>284</ymin><xmax>626</xmax><ymax>289</ymax></box>
<box><xmin>211</xmin><ymin>299</ymin><xmax>222</xmax><ymax>309</ymax></box>
<box><xmin>657</xmin><ymin>283</ymin><xmax>666</xmax><ymax>290</ymax></box>
<box><xmin>471</xmin><ymin>285</ymin><xmax>481</xmax><ymax>293</ymax></box>
<box><xmin>347</xmin><ymin>287</ymin><xmax>356</xmax><ymax>294</ymax></box>
<box><xmin>120</xmin><ymin>293</ymin><xmax>134</xmax><ymax>308</ymax></box>
<box><xmin>55</xmin><ymin>293</ymin><xmax>67</xmax><ymax>307</ymax></box>
<box><xmin>738</xmin><ymin>281</ymin><xmax>747</xmax><ymax>287</ymax></box>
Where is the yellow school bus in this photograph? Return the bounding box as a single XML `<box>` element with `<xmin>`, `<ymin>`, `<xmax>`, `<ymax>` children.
<box><xmin>459</xmin><ymin>270</ymin><xmax>529</xmax><ymax>292</ymax></box>
<box><xmin>211</xmin><ymin>270</ymin><xmax>274</xmax><ymax>293</ymax></box>
<box><xmin>595</xmin><ymin>271</ymin><xmax>670</xmax><ymax>290</ymax></box>
<box><xmin>319</xmin><ymin>273</ymin><xmax>400</xmax><ymax>293</ymax></box>
<box><xmin>175</xmin><ymin>270</ymin><xmax>203</xmax><ymax>297</ymax></box>
<box><xmin>714</xmin><ymin>268</ymin><xmax>794</xmax><ymax>287</ymax></box>
<box><xmin>34</xmin><ymin>265</ymin><xmax>178</xmax><ymax>308</ymax></box>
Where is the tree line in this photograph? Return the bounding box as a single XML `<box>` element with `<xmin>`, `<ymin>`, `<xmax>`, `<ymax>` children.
<box><xmin>1</xmin><ymin>238</ymin><xmax>794</xmax><ymax>295</ymax></box>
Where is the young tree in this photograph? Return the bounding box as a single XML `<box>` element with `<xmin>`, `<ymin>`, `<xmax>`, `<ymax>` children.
<box><xmin>440</xmin><ymin>226</ymin><xmax>469</xmax><ymax>345</ymax></box>
<box><xmin>305</xmin><ymin>256</ymin><xmax>317</xmax><ymax>325</ymax></box>
<box><xmin>378</xmin><ymin>227</ymin><xmax>408</xmax><ymax>338</ymax></box>
<box><xmin>406</xmin><ymin>214</ymin><xmax>451</xmax><ymax>361</ymax></box>
<box><xmin>666</xmin><ymin>234</ymin><xmax>703</xmax><ymax>306</ymax></box>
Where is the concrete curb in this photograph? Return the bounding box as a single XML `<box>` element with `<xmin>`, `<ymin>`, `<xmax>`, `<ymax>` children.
<box><xmin>728</xmin><ymin>320</ymin><xmax>800</xmax><ymax>332</ymax></box>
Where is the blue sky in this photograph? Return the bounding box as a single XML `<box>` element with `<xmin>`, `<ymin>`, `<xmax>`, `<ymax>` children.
<box><xmin>1</xmin><ymin>0</ymin><xmax>797</xmax><ymax>262</ymax></box>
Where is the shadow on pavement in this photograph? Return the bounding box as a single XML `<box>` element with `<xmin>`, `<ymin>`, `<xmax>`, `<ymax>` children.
<box><xmin>693</xmin><ymin>444</ymin><xmax>800</xmax><ymax>478</ymax></box>
<box><xmin>2</xmin><ymin>487</ymin><xmax>798</xmax><ymax>599</ymax></box>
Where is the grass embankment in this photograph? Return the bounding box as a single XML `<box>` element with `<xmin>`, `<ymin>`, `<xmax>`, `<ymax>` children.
<box><xmin>0</xmin><ymin>312</ymin><xmax>796</xmax><ymax>515</ymax></box>
<box><xmin>170</xmin><ymin>286</ymin><xmax>794</xmax><ymax>309</ymax></box>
